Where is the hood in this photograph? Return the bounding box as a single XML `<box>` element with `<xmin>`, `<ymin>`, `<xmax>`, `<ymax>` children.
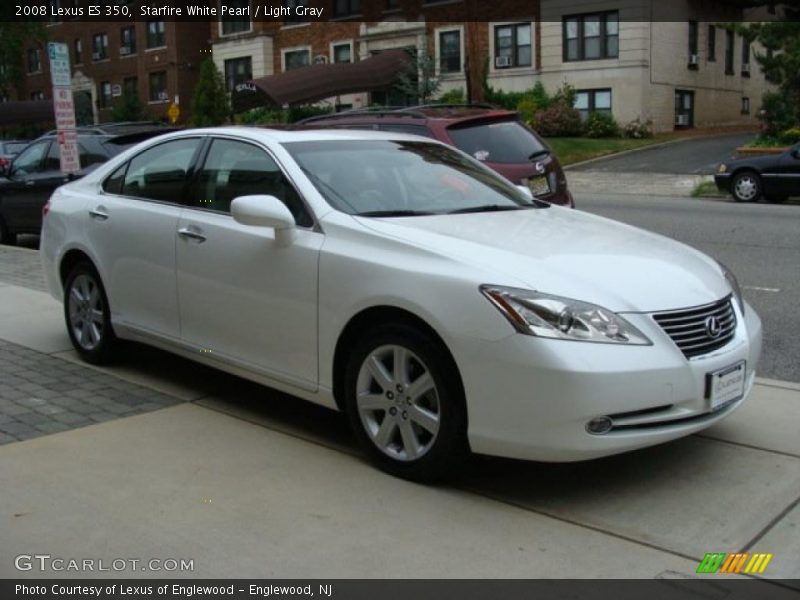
<box><xmin>355</xmin><ymin>207</ymin><xmax>730</xmax><ymax>313</ymax></box>
<box><xmin>728</xmin><ymin>153</ymin><xmax>783</xmax><ymax>169</ymax></box>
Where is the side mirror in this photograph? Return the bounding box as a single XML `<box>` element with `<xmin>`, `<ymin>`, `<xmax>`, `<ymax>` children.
<box><xmin>516</xmin><ymin>184</ymin><xmax>534</xmax><ymax>200</ymax></box>
<box><xmin>231</xmin><ymin>195</ymin><xmax>296</xmax><ymax>246</ymax></box>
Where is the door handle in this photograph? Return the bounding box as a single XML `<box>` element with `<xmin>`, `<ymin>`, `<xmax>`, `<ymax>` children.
<box><xmin>89</xmin><ymin>207</ymin><xmax>109</xmax><ymax>220</ymax></box>
<box><xmin>25</xmin><ymin>180</ymin><xmax>35</xmax><ymax>187</ymax></box>
<box><xmin>177</xmin><ymin>227</ymin><xmax>207</xmax><ymax>243</ymax></box>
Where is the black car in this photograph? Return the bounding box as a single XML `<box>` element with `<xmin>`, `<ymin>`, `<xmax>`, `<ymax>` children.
<box><xmin>0</xmin><ymin>124</ymin><xmax>173</xmax><ymax>245</ymax></box>
<box><xmin>0</xmin><ymin>140</ymin><xmax>31</xmax><ymax>169</ymax></box>
<box><xmin>715</xmin><ymin>142</ymin><xmax>800</xmax><ymax>203</ymax></box>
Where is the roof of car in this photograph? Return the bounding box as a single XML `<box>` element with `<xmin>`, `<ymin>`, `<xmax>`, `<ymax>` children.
<box><xmin>159</xmin><ymin>126</ymin><xmax>439</xmax><ymax>144</ymax></box>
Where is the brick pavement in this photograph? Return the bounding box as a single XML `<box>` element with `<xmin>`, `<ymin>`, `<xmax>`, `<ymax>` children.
<box><xmin>0</xmin><ymin>246</ymin><xmax>48</xmax><ymax>292</ymax></box>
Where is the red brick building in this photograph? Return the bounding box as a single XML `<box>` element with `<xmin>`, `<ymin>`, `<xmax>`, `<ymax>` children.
<box><xmin>15</xmin><ymin>20</ymin><xmax>211</xmax><ymax>125</ymax></box>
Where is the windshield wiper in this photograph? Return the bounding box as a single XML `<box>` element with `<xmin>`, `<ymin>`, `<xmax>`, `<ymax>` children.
<box><xmin>446</xmin><ymin>205</ymin><xmax>527</xmax><ymax>215</ymax></box>
<box><xmin>354</xmin><ymin>209</ymin><xmax>437</xmax><ymax>217</ymax></box>
<box><xmin>528</xmin><ymin>149</ymin><xmax>550</xmax><ymax>160</ymax></box>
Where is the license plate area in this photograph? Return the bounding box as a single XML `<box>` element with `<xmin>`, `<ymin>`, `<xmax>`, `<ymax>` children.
<box><xmin>527</xmin><ymin>175</ymin><xmax>550</xmax><ymax>197</ymax></box>
<box><xmin>705</xmin><ymin>360</ymin><xmax>746</xmax><ymax>411</ymax></box>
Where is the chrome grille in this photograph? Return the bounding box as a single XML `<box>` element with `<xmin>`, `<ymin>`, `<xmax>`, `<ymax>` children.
<box><xmin>652</xmin><ymin>297</ymin><xmax>736</xmax><ymax>359</ymax></box>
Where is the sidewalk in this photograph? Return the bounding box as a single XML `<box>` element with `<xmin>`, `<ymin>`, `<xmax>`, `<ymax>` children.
<box><xmin>0</xmin><ymin>247</ymin><xmax>798</xmax><ymax>580</ymax></box>
<box><xmin>567</xmin><ymin>171</ymin><xmax>710</xmax><ymax>198</ymax></box>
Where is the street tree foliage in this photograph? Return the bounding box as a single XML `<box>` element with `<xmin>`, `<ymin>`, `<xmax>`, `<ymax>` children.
<box><xmin>190</xmin><ymin>58</ymin><xmax>230</xmax><ymax>127</ymax></box>
<box><xmin>111</xmin><ymin>87</ymin><xmax>145</xmax><ymax>122</ymax></box>
<box><xmin>0</xmin><ymin>21</ymin><xmax>46</xmax><ymax>98</ymax></box>
<box><xmin>396</xmin><ymin>52</ymin><xmax>440</xmax><ymax>105</ymax></box>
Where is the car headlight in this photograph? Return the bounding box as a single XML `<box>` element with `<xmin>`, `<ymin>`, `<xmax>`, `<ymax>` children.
<box><xmin>480</xmin><ymin>285</ymin><xmax>652</xmax><ymax>345</ymax></box>
<box><xmin>718</xmin><ymin>164</ymin><xmax>727</xmax><ymax>173</ymax></box>
<box><xmin>718</xmin><ymin>261</ymin><xmax>745</xmax><ymax>316</ymax></box>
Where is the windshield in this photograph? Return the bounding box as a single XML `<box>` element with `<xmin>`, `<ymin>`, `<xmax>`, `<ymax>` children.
<box><xmin>447</xmin><ymin>119</ymin><xmax>549</xmax><ymax>164</ymax></box>
<box><xmin>283</xmin><ymin>140</ymin><xmax>539</xmax><ymax>216</ymax></box>
<box><xmin>4</xmin><ymin>142</ymin><xmax>29</xmax><ymax>155</ymax></box>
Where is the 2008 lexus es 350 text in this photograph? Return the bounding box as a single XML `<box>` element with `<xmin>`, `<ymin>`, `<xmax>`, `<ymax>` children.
<box><xmin>40</xmin><ymin>128</ymin><xmax>762</xmax><ymax>481</ymax></box>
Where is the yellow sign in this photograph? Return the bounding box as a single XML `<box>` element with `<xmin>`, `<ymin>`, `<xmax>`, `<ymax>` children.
<box><xmin>167</xmin><ymin>102</ymin><xmax>180</xmax><ymax>124</ymax></box>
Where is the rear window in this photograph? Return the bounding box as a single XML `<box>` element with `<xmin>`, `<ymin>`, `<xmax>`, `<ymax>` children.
<box><xmin>447</xmin><ymin>119</ymin><xmax>548</xmax><ymax>164</ymax></box>
<box><xmin>4</xmin><ymin>142</ymin><xmax>29</xmax><ymax>154</ymax></box>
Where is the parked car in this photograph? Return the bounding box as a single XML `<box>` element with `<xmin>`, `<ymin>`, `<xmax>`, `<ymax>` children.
<box><xmin>41</xmin><ymin>128</ymin><xmax>761</xmax><ymax>481</ymax></box>
<box><xmin>0</xmin><ymin>124</ymin><xmax>173</xmax><ymax>245</ymax></box>
<box><xmin>295</xmin><ymin>104</ymin><xmax>574</xmax><ymax>207</ymax></box>
<box><xmin>0</xmin><ymin>140</ymin><xmax>32</xmax><ymax>171</ymax></box>
<box><xmin>715</xmin><ymin>142</ymin><xmax>800</xmax><ymax>203</ymax></box>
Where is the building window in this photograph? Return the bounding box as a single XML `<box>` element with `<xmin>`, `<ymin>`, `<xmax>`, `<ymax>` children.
<box><xmin>439</xmin><ymin>30</ymin><xmax>462</xmax><ymax>73</ymax></box>
<box><xmin>741</xmin><ymin>37</ymin><xmax>751</xmax><ymax>76</ymax></box>
<box><xmin>146</xmin><ymin>20</ymin><xmax>166</xmax><ymax>49</ymax></box>
<box><xmin>385</xmin><ymin>0</ymin><xmax>399</xmax><ymax>9</ymax></box>
<box><xmin>30</xmin><ymin>91</ymin><xmax>45</xmax><ymax>101</ymax></box>
<box><xmin>221</xmin><ymin>0</ymin><xmax>251</xmax><ymax>35</ymax></box>
<box><xmin>27</xmin><ymin>48</ymin><xmax>41</xmax><ymax>73</ymax></box>
<box><xmin>741</xmin><ymin>97</ymin><xmax>750</xmax><ymax>115</ymax></box>
<box><xmin>148</xmin><ymin>71</ymin><xmax>168</xmax><ymax>102</ymax></box>
<box><xmin>707</xmin><ymin>25</ymin><xmax>716</xmax><ymax>61</ymax></box>
<box><xmin>74</xmin><ymin>39</ymin><xmax>82</xmax><ymax>64</ymax></box>
<box><xmin>283</xmin><ymin>0</ymin><xmax>308</xmax><ymax>23</ymax></box>
<box><xmin>725</xmin><ymin>29</ymin><xmax>734</xmax><ymax>75</ymax></box>
<box><xmin>332</xmin><ymin>42</ymin><xmax>352</xmax><ymax>64</ymax></box>
<box><xmin>563</xmin><ymin>12</ymin><xmax>618</xmax><ymax>61</ymax></box>
<box><xmin>120</xmin><ymin>26</ymin><xmax>137</xmax><ymax>55</ymax></box>
<box><xmin>688</xmin><ymin>20</ymin><xmax>698</xmax><ymax>68</ymax></box>
<box><xmin>100</xmin><ymin>81</ymin><xmax>112</xmax><ymax>108</ymax></box>
<box><xmin>574</xmin><ymin>89</ymin><xmax>612</xmax><ymax>121</ymax></box>
<box><xmin>224</xmin><ymin>57</ymin><xmax>252</xmax><ymax>92</ymax></box>
<box><xmin>333</xmin><ymin>0</ymin><xmax>360</xmax><ymax>17</ymax></box>
<box><xmin>284</xmin><ymin>48</ymin><xmax>310</xmax><ymax>71</ymax></box>
<box><xmin>92</xmin><ymin>33</ymin><xmax>108</xmax><ymax>61</ymax></box>
<box><xmin>494</xmin><ymin>23</ymin><xmax>531</xmax><ymax>69</ymax></box>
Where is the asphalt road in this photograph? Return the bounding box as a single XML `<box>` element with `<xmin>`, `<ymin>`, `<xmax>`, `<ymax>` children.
<box><xmin>577</xmin><ymin>192</ymin><xmax>800</xmax><ymax>383</ymax></box>
<box><xmin>572</xmin><ymin>133</ymin><xmax>757</xmax><ymax>174</ymax></box>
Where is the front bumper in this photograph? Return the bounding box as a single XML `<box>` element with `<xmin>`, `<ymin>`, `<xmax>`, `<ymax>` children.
<box><xmin>454</xmin><ymin>301</ymin><xmax>762</xmax><ymax>462</ymax></box>
<box><xmin>714</xmin><ymin>173</ymin><xmax>733</xmax><ymax>192</ymax></box>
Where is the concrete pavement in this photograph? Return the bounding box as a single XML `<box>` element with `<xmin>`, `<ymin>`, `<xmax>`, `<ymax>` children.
<box><xmin>1</xmin><ymin>251</ymin><xmax>799</xmax><ymax>580</ymax></box>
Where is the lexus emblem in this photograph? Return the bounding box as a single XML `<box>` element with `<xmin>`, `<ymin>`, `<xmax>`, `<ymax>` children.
<box><xmin>705</xmin><ymin>316</ymin><xmax>722</xmax><ymax>339</ymax></box>
<box><xmin>534</xmin><ymin>161</ymin><xmax>546</xmax><ymax>175</ymax></box>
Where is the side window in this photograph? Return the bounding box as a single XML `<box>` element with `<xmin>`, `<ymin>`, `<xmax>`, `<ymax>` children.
<box><xmin>78</xmin><ymin>142</ymin><xmax>108</xmax><ymax>169</ymax></box>
<box><xmin>45</xmin><ymin>141</ymin><xmax>61</xmax><ymax>171</ymax></box>
<box><xmin>192</xmin><ymin>138</ymin><xmax>313</xmax><ymax>227</ymax></box>
<box><xmin>378</xmin><ymin>124</ymin><xmax>436</xmax><ymax>138</ymax></box>
<box><xmin>103</xmin><ymin>163</ymin><xmax>127</xmax><ymax>194</ymax></box>
<box><xmin>121</xmin><ymin>138</ymin><xmax>200</xmax><ymax>203</ymax></box>
<box><xmin>12</xmin><ymin>141</ymin><xmax>50</xmax><ymax>175</ymax></box>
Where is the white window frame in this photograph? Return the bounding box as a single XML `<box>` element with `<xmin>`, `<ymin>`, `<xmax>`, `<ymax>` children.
<box><xmin>281</xmin><ymin>45</ymin><xmax>312</xmax><ymax>72</ymax></box>
<box><xmin>330</xmin><ymin>40</ymin><xmax>354</xmax><ymax>64</ymax></box>
<box><xmin>434</xmin><ymin>25</ymin><xmax>464</xmax><ymax>77</ymax></box>
<box><xmin>488</xmin><ymin>21</ymin><xmax>535</xmax><ymax>73</ymax></box>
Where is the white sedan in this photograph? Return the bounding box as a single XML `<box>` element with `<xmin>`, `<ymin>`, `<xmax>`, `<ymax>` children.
<box><xmin>41</xmin><ymin>128</ymin><xmax>762</xmax><ymax>481</ymax></box>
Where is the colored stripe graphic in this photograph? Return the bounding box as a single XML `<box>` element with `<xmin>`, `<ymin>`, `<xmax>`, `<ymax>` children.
<box><xmin>697</xmin><ymin>552</ymin><xmax>773</xmax><ymax>574</ymax></box>
<box><xmin>743</xmin><ymin>553</ymin><xmax>773</xmax><ymax>574</ymax></box>
<box><xmin>697</xmin><ymin>553</ymin><xmax>727</xmax><ymax>573</ymax></box>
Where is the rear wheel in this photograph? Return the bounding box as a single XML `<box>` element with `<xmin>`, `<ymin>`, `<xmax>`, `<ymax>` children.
<box><xmin>731</xmin><ymin>171</ymin><xmax>761</xmax><ymax>202</ymax></box>
<box><xmin>344</xmin><ymin>323</ymin><xmax>468</xmax><ymax>482</ymax></box>
<box><xmin>63</xmin><ymin>262</ymin><xmax>119</xmax><ymax>364</ymax></box>
<box><xmin>0</xmin><ymin>216</ymin><xmax>16</xmax><ymax>246</ymax></box>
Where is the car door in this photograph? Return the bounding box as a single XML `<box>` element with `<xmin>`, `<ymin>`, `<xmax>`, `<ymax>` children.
<box><xmin>0</xmin><ymin>139</ymin><xmax>62</xmax><ymax>233</ymax></box>
<box><xmin>778</xmin><ymin>143</ymin><xmax>800</xmax><ymax>196</ymax></box>
<box><xmin>176</xmin><ymin>136</ymin><xmax>322</xmax><ymax>390</ymax></box>
<box><xmin>87</xmin><ymin>136</ymin><xmax>203</xmax><ymax>340</ymax></box>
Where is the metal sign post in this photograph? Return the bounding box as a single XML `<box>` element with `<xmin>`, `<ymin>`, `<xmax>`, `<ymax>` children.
<box><xmin>48</xmin><ymin>42</ymin><xmax>80</xmax><ymax>174</ymax></box>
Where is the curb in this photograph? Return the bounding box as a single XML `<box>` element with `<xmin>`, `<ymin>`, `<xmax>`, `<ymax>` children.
<box><xmin>755</xmin><ymin>377</ymin><xmax>800</xmax><ymax>392</ymax></box>
<box><xmin>563</xmin><ymin>130</ymin><xmax>758</xmax><ymax>171</ymax></box>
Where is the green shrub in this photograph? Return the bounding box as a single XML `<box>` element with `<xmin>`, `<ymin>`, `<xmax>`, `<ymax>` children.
<box><xmin>585</xmin><ymin>112</ymin><xmax>619</xmax><ymax>138</ymax></box>
<box><xmin>236</xmin><ymin>107</ymin><xmax>287</xmax><ymax>125</ymax></box>
<box><xmin>759</xmin><ymin>92</ymin><xmax>797</xmax><ymax>136</ymax></box>
<box><xmin>531</xmin><ymin>103</ymin><xmax>584</xmax><ymax>137</ymax></box>
<box><xmin>485</xmin><ymin>81</ymin><xmax>551</xmax><ymax>112</ymax></box>
<box><xmin>516</xmin><ymin>97</ymin><xmax>539</xmax><ymax>124</ymax></box>
<box><xmin>111</xmin><ymin>88</ymin><xmax>145</xmax><ymax>122</ymax></box>
<box><xmin>779</xmin><ymin>127</ymin><xmax>800</xmax><ymax>144</ymax></box>
<box><xmin>437</xmin><ymin>88</ymin><xmax>465</xmax><ymax>104</ymax></box>
<box><xmin>623</xmin><ymin>117</ymin><xmax>654</xmax><ymax>139</ymax></box>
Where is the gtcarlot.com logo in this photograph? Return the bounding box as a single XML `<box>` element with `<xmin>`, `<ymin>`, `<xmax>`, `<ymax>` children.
<box><xmin>696</xmin><ymin>552</ymin><xmax>773</xmax><ymax>574</ymax></box>
<box><xmin>15</xmin><ymin>554</ymin><xmax>194</xmax><ymax>573</ymax></box>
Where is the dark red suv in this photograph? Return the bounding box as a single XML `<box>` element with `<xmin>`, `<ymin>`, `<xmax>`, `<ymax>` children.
<box><xmin>295</xmin><ymin>104</ymin><xmax>574</xmax><ymax>207</ymax></box>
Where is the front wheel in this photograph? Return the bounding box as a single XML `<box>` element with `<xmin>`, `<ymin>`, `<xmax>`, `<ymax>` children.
<box><xmin>63</xmin><ymin>262</ymin><xmax>119</xmax><ymax>364</ymax></box>
<box><xmin>344</xmin><ymin>323</ymin><xmax>468</xmax><ymax>482</ymax></box>
<box><xmin>731</xmin><ymin>171</ymin><xmax>761</xmax><ymax>202</ymax></box>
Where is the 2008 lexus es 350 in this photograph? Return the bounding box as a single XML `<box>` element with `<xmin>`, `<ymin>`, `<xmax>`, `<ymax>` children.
<box><xmin>41</xmin><ymin>128</ymin><xmax>762</xmax><ymax>481</ymax></box>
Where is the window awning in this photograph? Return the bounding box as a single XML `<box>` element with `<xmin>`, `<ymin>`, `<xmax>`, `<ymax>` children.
<box><xmin>0</xmin><ymin>100</ymin><xmax>54</xmax><ymax>126</ymax></box>
<box><xmin>232</xmin><ymin>49</ymin><xmax>412</xmax><ymax>111</ymax></box>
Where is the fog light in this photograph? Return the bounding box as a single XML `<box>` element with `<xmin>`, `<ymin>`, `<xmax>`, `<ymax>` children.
<box><xmin>586</xmin><ymin>416</ymin><xmax>613</xmax><ymax>435</ymax></box>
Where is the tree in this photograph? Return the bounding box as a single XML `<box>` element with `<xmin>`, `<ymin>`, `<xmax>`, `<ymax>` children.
<box><xmin>111</xmin><ymin>87</ymin><xmax>145</xmax><ymax>122</ymax></box>
<box><xmin>190</xmin><ymin>58</ymin><xmax>230</xmax><ymax>126</ymax></box>
<box><xmin>0</xmin><ymin>21</ymin><xmax>46</xmax><ymax>98</ymax></box>
<box><xmin>395</xmin><ymin>51</ymin><xmax>440</xmax><ymax>105</ymax></box>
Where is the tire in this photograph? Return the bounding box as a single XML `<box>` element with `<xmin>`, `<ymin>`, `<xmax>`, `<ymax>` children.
<box><xmin>0</xmin><ymin>215</ymin><xmax>17</xmax><ymax>246</ymax></box>
<box><xmin>765</xmin><ymin>195</ymin><xmax>788</xmax><ymax>204</ymax></box>
<box><xmin>63</xmin><ymin>262</ymin><xmax>119</xmax><ymax>365</ymax></box>
<box><xmin>731</xmin><ymin>171</ymin><xmax>762</xmax><ymax>203</ymax></box>
<box><xmin>344</xmin><ymin>322</ymin><xmax>468</xmax><ymax>482</ymax></box>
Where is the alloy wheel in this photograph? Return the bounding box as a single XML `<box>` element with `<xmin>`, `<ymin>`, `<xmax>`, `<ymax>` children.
<box><xmin>67</xmin><ymin>273</ymin><xmax>105</xmax><ymax>351</ymax></box>
<box><xmin>733</xmin><ymin>174</ymin><xmax>759</xmax><ymax>202</ymax></box>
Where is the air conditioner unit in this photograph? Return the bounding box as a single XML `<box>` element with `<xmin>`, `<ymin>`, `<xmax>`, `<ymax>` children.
<box><xmin>742</xmin><ymin>63</ymin><xmax>751</xmax><ymax>73</ymax></box>
<box><xmin>676</xmin><ymin>114</ymin><xmax>690</xmax><ymax>127</ymax></box>
<box><xmin>688</xmin><ymin>54</ymin><xmax>699</xmax><ymax>66</ymax></box>
<box><xmin>313</xmin><ymin>54</ymin><xmax>328</xmax><ymax>65</ymax></box>
<box><xmin>158</xmin><ymin>91</ymin><xmax>168</xmax><ymax>101</ymax></box>
<box><xmin>495</xmin><ymin>55</ymin><xmax>512</xmax><ymax>68</ymax></box>
<box><xmin>92</xmin><ymin>52</ymin><xmax>103</xmax><ymax>61</ymax></box>
<box><xmin>120</xmin><ymin>46</ymin><xmax>132</xmax><ymax>56</ymax></box>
